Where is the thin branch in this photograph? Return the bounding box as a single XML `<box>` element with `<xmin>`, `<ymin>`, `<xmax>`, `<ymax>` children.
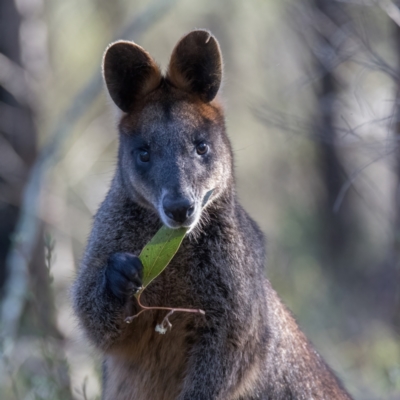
<box><xmin>306</xmin><ymin>1</ymin><xmax>399</xmax><ymax>79</ymax></box>
<box><xmin>0</xmin><ymin>53</ymin><xmax>33</xmax><ymax>107</ymax></box>
<box><xmin>124</xmin><ymin>293</ymin><xmax>205</xmax><ymax>329</ymax></box>
<box><xmin>380</xmin><ymin>1</ymin><xmax>400</xmax><ymax>27</ymax></box>
<box><xmin>338</xmin><ymin>0</ymin><xmax>400</xmax><ymax>27</ymax></box>
<box><xmin>333</xmin><ymin>149</ymin><xmax>396</xmax><ymax>212</ymax></box>
<box><xmin>0</xmin><ymin>0</ymin><xmax>178</xmax><ymax>340</ymax></box>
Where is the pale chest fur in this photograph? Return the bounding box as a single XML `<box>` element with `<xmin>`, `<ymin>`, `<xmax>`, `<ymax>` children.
<box><xmin>103</xmin><ymin>311</ymin><xmax>194</xmax><ymax>400</ymax></box>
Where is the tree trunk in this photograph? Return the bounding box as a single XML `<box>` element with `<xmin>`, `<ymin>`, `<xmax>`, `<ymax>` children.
<box><xmin>0</xmin><ymin>1</ymin><xmax>72</xmax><ymax>397</ymax></box>
<box><xmin>313</xmin><ymin>0</ymin><xmax>355</xmax><ymax>278</ymax></box>
<box><xmin>387</xmin><ymin>12</ymin><xmax>400</xmax><ymax>331</ymax></box>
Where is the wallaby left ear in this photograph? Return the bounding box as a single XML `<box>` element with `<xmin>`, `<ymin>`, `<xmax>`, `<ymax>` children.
<box><xmin>166</xmin><ymin>30</ymin><xmax>222</xmax><ymax>103</ymax></box>
<box><xmin>103</xmin><ymin>40</ymin><xmax>162</xmax><ymax>112</ymax></box>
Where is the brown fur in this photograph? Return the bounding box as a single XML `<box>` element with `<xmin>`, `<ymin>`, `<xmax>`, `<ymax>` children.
<box><xmin>103</xmin><ymin>41</ymin><xmax>162</xmax><ymax>112</ymax></box>
<box><xmin>72</xmin><ymin>30</ymin><xmax>353</xmax><ymax>400</ymax></box>
<box><xmin>167</xmin><ymin>30</ymin><xmax>222</xmax><ymax>103</ymax></box>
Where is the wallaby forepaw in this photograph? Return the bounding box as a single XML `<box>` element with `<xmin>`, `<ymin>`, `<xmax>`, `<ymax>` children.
<box><xmin>105</xmin><ymin>252</ymin><xmax>143</xmax><ymax>302</ymax></box>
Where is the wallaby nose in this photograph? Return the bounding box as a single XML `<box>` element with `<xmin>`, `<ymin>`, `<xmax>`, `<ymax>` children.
<box><xmin>163</xmin><ymin>198</ymin><xmax>195</xmax><ymax>224</ymax></box>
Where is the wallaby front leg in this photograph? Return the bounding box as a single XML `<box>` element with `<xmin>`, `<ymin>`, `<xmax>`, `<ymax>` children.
<box><xmin>72</xmin><ymin>252</ymin><xmax>143</xmax><ymax>350</ymax></box>
<box><xmin>178</xmin><ymin>328</ymin><xmax>241</xmax><ymax>400</ymax></box>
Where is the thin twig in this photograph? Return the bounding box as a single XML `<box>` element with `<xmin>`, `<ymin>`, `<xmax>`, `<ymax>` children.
<box><xmin>0</xmin><ymin>53</ymin><xmax>32</xmax><ymax>107</ymax></box>
<box><xmin>124</xmin><ymin>293</ymin><xmax>205</xmax><ymax>325</ymax></box>
<box><xmin>333</xmin><ymin>150</ymin><xmax>395</xmax><ymax>212</ymax></box>
<box><xmin>381</xmin><ymin>1</ymin><xmax>400</xmax><ymax>27</ymax></box>
<box><xmin>341</xmin><ymin>0</ymin><xmax>400</xmax><ymax>28</ymax></box>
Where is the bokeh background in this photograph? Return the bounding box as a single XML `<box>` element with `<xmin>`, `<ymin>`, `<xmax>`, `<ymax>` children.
<box><xmin>0</xmin><ymin>0</ymin><xmax>399</xmax><ymax>398</ymax></box>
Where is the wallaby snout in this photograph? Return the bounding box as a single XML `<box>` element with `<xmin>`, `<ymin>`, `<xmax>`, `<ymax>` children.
<box><xmin>162</xmin><ymin>196</ymin><xmax>195</xmax><ymax>225</ymax></box>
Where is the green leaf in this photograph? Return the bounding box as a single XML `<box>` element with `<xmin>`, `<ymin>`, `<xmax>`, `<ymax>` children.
<box><xmin>138</xmin><ymin>225</ymin><xmax>188</xmax><ymax>291</ymax></box>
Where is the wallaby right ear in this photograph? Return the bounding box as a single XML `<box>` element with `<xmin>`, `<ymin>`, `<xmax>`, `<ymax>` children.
<box><xmin>103</xmin><ymin>41</ymin><xmax>162</xmax><ymax>112</ymax></box>
<box><xmin>167</xmin><ymin>30</ymin><xmax>222</xmax><ymax>102</ymax></box>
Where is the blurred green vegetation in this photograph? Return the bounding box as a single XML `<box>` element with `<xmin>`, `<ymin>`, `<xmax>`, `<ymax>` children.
<box><xmin>0</xmin><ymin>0</ymin><xmax>399</xmax><ymax>399</ymax></box>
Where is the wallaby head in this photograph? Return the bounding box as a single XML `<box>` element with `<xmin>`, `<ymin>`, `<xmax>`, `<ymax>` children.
<box><xmin>103</xmin><ymin>30</ymin><xmax>233</xmax><ymax>230</ymax></box>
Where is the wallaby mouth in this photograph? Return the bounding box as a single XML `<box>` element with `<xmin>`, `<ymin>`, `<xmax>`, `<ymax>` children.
<box><xmin>159</xmin><ymin>195</ymin><xmax>198</xmax><ymax>230</ymax></box>
<box><xmin>162</xmin><ymin>196</ymin><xmax>195</xmax><ymax>226</ymax></box>
<box><xmin>158</xmin><ymin>189</ymin><xmax>214</xmax><ymax>230</ymax></box>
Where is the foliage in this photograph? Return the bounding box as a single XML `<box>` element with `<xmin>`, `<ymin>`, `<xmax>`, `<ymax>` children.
<box><xmin>139</xmin><ymin>225</ymin><xmax>187</xmax><ymax>290</ymax></box>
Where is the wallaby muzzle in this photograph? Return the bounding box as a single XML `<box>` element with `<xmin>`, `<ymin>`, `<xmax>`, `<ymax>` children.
<box><xmin>162</xmin><ymin>196</ymin><xmax>195</xmax><ymax>225</ymax></box>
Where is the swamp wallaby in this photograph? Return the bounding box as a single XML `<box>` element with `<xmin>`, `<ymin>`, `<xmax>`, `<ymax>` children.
<box><xmin>72</xmin><ymin>30</ymin><xmax>353</xmax><ymax>400</ymax></box>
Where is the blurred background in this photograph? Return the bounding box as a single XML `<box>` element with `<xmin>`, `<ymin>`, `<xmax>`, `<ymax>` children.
<box><xmin>0</xmin><ymin>0</ymin><xmax>399</xmax><ymax>398</ymax></box>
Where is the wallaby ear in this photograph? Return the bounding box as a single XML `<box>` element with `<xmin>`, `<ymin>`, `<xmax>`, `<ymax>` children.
<box><xmin>166</xmin><ymin>30</ymin><xmax>222</xmax><ymax>103</ymax></box>
<box><xmin>103</xmin><ymin>41</ymin><xmax>162</xmax><ymax>112</ymax></box>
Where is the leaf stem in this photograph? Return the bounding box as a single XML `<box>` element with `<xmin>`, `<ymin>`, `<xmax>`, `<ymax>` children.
<box><xmin>124</xmin><ymin>294</ymin><xmax>205</xmax><ymax>325</ymax></box>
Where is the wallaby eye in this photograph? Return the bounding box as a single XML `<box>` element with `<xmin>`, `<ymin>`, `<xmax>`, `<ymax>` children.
<box><xmin>139</xmin><ymin>150</ymin><xmax>150</xmax><ymax>163</ymax></box>
<box><xmin>196</xmin><ymin>142</ymin><xmax>208</xmax><ymax>155</ymax></box>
